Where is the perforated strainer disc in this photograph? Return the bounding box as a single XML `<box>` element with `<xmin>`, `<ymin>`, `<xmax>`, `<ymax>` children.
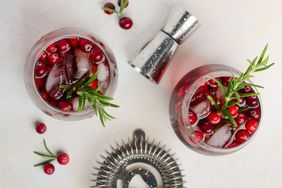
<box><xmin>92</xmin><ymin>129</ymin><xmax>184</xmax><ymax>188</ymax></box>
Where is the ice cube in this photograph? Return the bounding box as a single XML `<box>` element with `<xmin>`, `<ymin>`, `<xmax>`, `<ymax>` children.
<box><xmin>64</xmin><ymin>53</ymin><xmax>76</xmax><ymax>83</ymax></box>
<box><xmin>97</xmin><ymin>63</ymin><xmax>110</xmax><ymax>82</ymax></box>
<box><xmin>190</xmin><ymin>98</ymin><xmax>211</xmax><ymax>119</ymax></box>
<box><xmin>74</xmin><ymin>49</ymin><xmax>90</xmax><ymax>79</ymax></box>
<box><xmin>45</xmin><ymin>62</ymin><xmax>66</xmax><ymax>100</ymax></box>
<box><xmin>207</xmin><ymin>125</ymin><xmax>232</xmax><ymax>148</ymax></box>
<box><xmin>71</xmin><ymin>97</ymin><xmax>89</xmax><ymax>112</ymax></box>
<box><xmin>216</xmin><ymin>86</ymin><xmax>226</xmax><ymax>103</ymax></box>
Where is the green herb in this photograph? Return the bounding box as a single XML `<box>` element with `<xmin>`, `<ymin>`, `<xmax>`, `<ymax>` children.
<box><xmin>33</xmin><ymin>139</ymin><xmax>57</xmax><ymax>167</ymax></box>
<box><xmin>207</xmin><ymin>44</ymin><xmax>274</xmax><ymax>127</ymax></box>
<box><xmin>60</xmin><ymin>72</ymin><xmax>119</xmax><ymax>127</ymax></box>
<box><xmin>102</xmin><ymin>0</ymin><xmax>128</xmax><ymax>17</ymax></box>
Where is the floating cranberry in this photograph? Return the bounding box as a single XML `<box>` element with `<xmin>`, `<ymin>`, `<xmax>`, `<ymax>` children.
<box><xmin>119</xmin><ymin>17</ymin><xmax>133</xmax><ymax>30</ymax></box>
<box><xmin>103</xmin><ymin>2</ymin><xmax>116</xmax><ymax>15</ymax></box>
<box><xmin>68</xmin><ymin>38</ymin><xmax>79</xmax><ymax>47</ymax></box>
<box><xmin>246</xmin><ymin>96</ymin><xmax>259</xmax><ymax>108</ymax></box>
<box><xmin>188</xmin><ymin>110</ymin><xmax>197</xmax><ymax>125</ymax></box>
<box><xmin>239</xmin><ymin>86</ymin><xmax>252</xmax><ymax>94</ymax></box>
<box><xmin>58</xmin><ymin>101</ymin><xmax>73</xmax><ymax>112</ymax></box>
<box><xmin>245</xmin><ymin>119</ymin><xmax>258</xmax><ymax>134</ymax></box>
<box><xmin>35</xmin><ymin>64</ymin><xmax>48</xmax><ymax>78</ymax></box>
<box><xmin>207</xmin><ymin>112</ymin><xmax>221</xmax><ymax>125</ymax></box>
<box><xmin>39</xmin><ymin>51</ymin><xmax>48</xmax><ymax>62</ymax></box>
<box><xmin>235</xmin><ymin>129</ymin><xmax>250</xmax><ymax>144</ymax></box>
<box><xmin>57</xmin><ymin>39</ymin><xmax>70</xmax><ymax>53</ymax></box>
<box><xmin>44</xmin><ymin>163</ymin><xmax>55</xmax><ymax>175</ymax></box>
<box><xmin>222</xmin><ymin>77</ymin><xmax>233</xmax><ymax>87</ymax></box>
<box><xmin>35</xmin><ymin>77</ymin><xmax>45</xmax><ymax>88</ymax></box>
<box><xmin>36</xmin><ymin>122</ymin><xmax>47</xmax><ymax>134</ymax></box>
<box><xmin>191</xmin><ymin>85</ymin><xmax>207</xmax><ymax>106</ymax></box>
<box><xmin>57</xmin><ymin>152</ymin><xmax>70</xmax><ymax>165</ymax></box>
<box><xmin>199</xmin><ymin>122</ymin><xmax>215</xmax><ymax>136</ymax></box>
<box><xmin>90</xmin><ymin>47</ymin><xmax>104</xmax><ymax>64</ymax></box>
<box><xmin>40</xmin><ymin>90</ymin><xmax>49</xmax><ymax>100</ymax></box>
<box><xmin>46</xmin><ymin>43</ymin><xmax>57</xmax><ymax>53</ymax></box>
<box><xmin>79</xmin><ymin>38</ymin><xmax>94</xmax><ymax>53</ymax></box>
<box><xmin>118</xmin><ymin>0</ymin><xmax>129</xmax><ymax>7</ymax></box>
<box><xmin>235</xmin><ymin>113</ymin><xmax>248</xmax><ymax>125</ymax></box>
<box><xmin>226</xmin><ymin>141</ymin><xmax>239</xmax><ymax>148</ymax></box>
<box><xmin>89</xmin><ymin>79</ymin><xmax>98</xmax><ymax>89</ymax></box>
<box><xmin>190</xmin><ymin>131</ymin><xmax>204</xmax><ymax>144</ymax></box>
<box><xmin>248</xmin><ymin>108</ymin><xmax>261</xmax><ymax>119</ymax></box>
<box><xmin>48</xmin><ymin>53</ymin><xmax>60</xmax><ymax>65</ymax></box>
<box><xmin>207</xmin><ymin>79</ymin><xmax>218</xmax><ymax>88</ymax></box>
<box><xmin>228</xmin><ymin>105</ymin><xmax>239</xmax><ymax>117</ymax></box>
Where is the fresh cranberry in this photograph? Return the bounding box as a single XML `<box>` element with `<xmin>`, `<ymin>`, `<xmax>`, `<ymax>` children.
<box><xmin>44</xmin><ymin>163</ymin><xmax>55</xmax><ymax>175</ymax></box>
<box><xmin>57</xmin><ymin>152</ymin><xmax>70</xmax><ymax>165</ymax></box>
<box><xmin>39</xmin><ymin>51</ymin><xmax>48</xmax><ymax>62</ymax></box>
<box><xmin>118</xmin><ymin>0</ymin><xmax>129</xmax><ymax>7</ymax></box>
<box><xmin>222</xmin><ymin>77</ymin><xmax>233</xmax><ymax>87</ymax></box>
<box><xmin>226</xmin><ymin>141</ymin><xmax>239</xmax><ymax>148</ymax></box>
<box><xmin>35</xmin><ymin>64</ymin><xmax>47</xmax><ymax>78</ymax></box>
<box><xmin>35</xmin><ymin>77</ymin><xmax>45</xmax><ymax>88</ymax></box>
<box><xmin>235</xmin><ymin>113</ymin><xmax>248</xmax><ymax>125</ymax></box>
<box><xmin>245</xmin><ymin>119</ymin><xmax>258</xmax><ymax>134</ymax></box>
<box><xmin>191</xmin><ymin>85</ymin><xmax>207</xmax><ymax>106</ymax></box>
<box><xmin>246</xmin><ymin>96</ymin><xmax>259</xmax><ymax>108</ymax></box>
<box><xmin>199</xmin><ymin>122</ymin><xmax>215</xmax><ymax>136</ymax></box>
<box><xmin>103</xmin><ymin>2</ymin><xmax>116</xmax><ymax>14</ymax></box>
<box><xmin>207</xmin><ymin>112</ymin><xmax>221</xmax><ymax>125</ymax></box>
<box><xmin>248</xmin><ymin>108</ymin><xmax>261</xmax><ymax>119</ymax></box>
<box><xmin>68</xmin><ymin>38</ymin><xmax>79</xmax><ymax>47</ymax></box>
<box><xmin>40</xmin><ymin>90</ymin><xmax>49</xmax><ymax>100</ymax></box>
<box><xmin>48</xmin><ymin>98</ymin><xmax>57</xmax><ymax>107</ymax></box>
<box><xmin>190</xmin><ymin>131</ymin><xmax>204</xmax><ymax>144</ymax></box>
<box><xmin>46</xmin><ymin>43</ymin><xmax>57</xmax><ymax>53</ymax></box>
<box><xmin>48</xmin><ymin>53</ymin><xmax>60</xmax><ymax>65</ymax></box>
<box><xmin>119</xmin><ymin>17</ymin><xmax>133</xmax><ymax>30</ymax></box>
<box><xmin>228</xmin><ymin>105</ymin><xmax>239</xmax><ymax>117</ymax></box>
<box><xmin>36</xmin><ymin>122</ymin><xmax>47</xmax><ymax>134</ymax></box>
<box><xmin>207</xmin><ymin>79</ymin><xmax>218</xmax><ymax>88</ymax></box>
<box><xmin>89</xmin><ymin>80</ymin><xmax>98</xmax><ymax>89</ymax></box>
<box><xmin>79</xmin><ymin>38</ymin><xmax>94</xmax><ymax>53</ymax></box>
<box><xmin>57</xmin><ymin>39</ymin><xmax>70</xmax><ymax>53</ymax></box>
<box><xmin>58</xmin><ymin>101</ymin><xmax>73</xmax><ymax>112</ymax></box>
<box><xmin>188</xmin><ymin>110</ymin><xmax>197</xmax><ymax>125</ymax></box>
<box><xmin>235</xmin><ymin>129</ymin><xmax>250</xmax><ymax>144</ymax></box>
<box><xmin>239</xmin><ymin>86</ymin><xmax>252</xmax><ymax>94</ymax></box>
<box><xmin>90</xmin><ymin>47</ymin><xmax>104</xmax><ymax>64</ymax></box>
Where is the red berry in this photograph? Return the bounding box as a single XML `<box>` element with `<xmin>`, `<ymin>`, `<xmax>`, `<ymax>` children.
<box><xmin>90</xmin><ymin>47</ymin><xmax>104</xmax><ymax>64</ymax></box>
<box><xmin>40</xmin><ymin>90</ymin><xmax>49</xmax><ymax>100</ymax></box>
<box><xmin>119</xmin><ymin>17</ymin><xmax>133</xmax><ymax>30</ymax></box>
<box><xmin>207</xmin><ymin>79</ymin><xmax>218</xmax><ymax>88</ymax></box>
<box><xmin>57</xmin><ymin>39</ymin><xmax>70</xmax><ymax>53</ymax></box>
<box><xmin>248</xmin><ymin>108</ymin><xmax>261</xmax><ymax>119</ymax></box>
<box><xmin>57</xmin><ymin>152</ymin><xmax>70</xmax><ymax>165</ymax></box>
<box><xmin>39</xmin><ymin>51</ymin><xmax>48</xmax><ymax>62</ymax></box>
<box><xmin>35</xmin><ymin>64</ymin><xmax>48</xmax><ymax>78</ymax></box>
<box><xmin>199</xmin><ymin>122</ymin><xmax>215</xmax><ymax>136</ymax></box>
<box><xmin>118</xmin><ymin>0</ymin><xmax>129</xmax><ymax>7</ymax></box>
<box><xmin>245</xmin><ymin>119</ymin><xmax>258</xmax><ymax>134</ymax></box>
<box><xmin>79</xmin><ymin>38</ymin><xmax>94</xmax><ymax>53</ymax></box>
<box><xmin>103</xmin><ymin>2</ymin><xmax>116</xmax><ymax>15</ymax></box>
<box><xmin>48</xmin><ymin>53</ymin><xmax>60</xmax><ymax>65</ymax></box>
<box><xmin>246</xmin><ymin>96</ymin><xmax>259</xmax><ymax>108</ymax></box>
<box><xmin>36</xmin><ymin>122</ymin><xmax>47</xmax><ymax>134</ymax></box>
<box><xmin>235</xmin><ymin>129</ymin><xmax>250</xmax><ymax>144</ymax></box>
<box><xmin>58</xmin><ymin>101</ymin><xmax>73</xmax><ymax>112</ymax></box>
<box><xmin>35</xmin><ymin>77</ymin><xmax>45</xmax><ymax>89</ymax></box>
<box><xmin>222</xmin><ymin>77</ymin><xmax>233</xmax><ymax>87</ymax></box>
<box><xmin>44</xmin><ymin>163</ymin><xmax>55</xmax><ymax>175</ymax></box>
<box><xmin>226</xmin><ymin>141</ymin><xmax>239</xmax><ymax>148</ymax></box>
<box><xmin>89</xmin><ymin>79</ymin><xmax>98</xmax><ymax>89</ymax></box>
<box><xmin>239</xmin><ymin>86</ymin><xmax>252</xmax><ymax>94</ymax></box>
<box><xmin>190</xmin><ymin>131</ymin><xmax>204</xmax><ymax>143</ymax></box>
<box><xmin>207</xmin><ymin>112</ymin><xmax>221</xmax><ymax>125</ymax></box>
<box><xmin>191</xmin><ymin>85</ymin><xmax>207</xmax><ymax>106</ymax></box>
<box><xmin>235</xmin><ymin>113</ymin><xmax>248</xmax><ymax>125</ymax></box>
<box><xmin>46</xmin><ymin>43</ymin><xmax>57</xmax><ymax>53</ymax></box>
<box><xmin>68</xmin><ymin>38</ymin><xmax>79</xmax><ymax>47</ymax></box>
<box><xmin>228</xmin><ymin>105</ymin><xmax>239</xmax><ymax>117</ymax></box>
<box><xmin>188</xmin><ymin>110</ymin><xmax>197</xmax><ymax>125</ymax></box>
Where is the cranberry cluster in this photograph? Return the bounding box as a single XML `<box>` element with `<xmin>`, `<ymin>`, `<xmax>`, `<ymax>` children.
<box><xmin>188</xmin><ymin>77</ymin><xmax>261</xmax><ymax>148</ymax></box>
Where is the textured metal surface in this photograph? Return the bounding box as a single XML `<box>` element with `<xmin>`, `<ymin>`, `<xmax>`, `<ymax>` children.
<box><xmin>92</xmin><ymin>129</ymin><xmax>184</xmax><ymax>188</ymax></box>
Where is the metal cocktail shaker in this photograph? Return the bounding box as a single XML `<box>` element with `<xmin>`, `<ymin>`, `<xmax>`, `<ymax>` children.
<box><xmin>129</xmin><ymin>6</ymin><xmax>200</xmax><ymax>84</ymax></box>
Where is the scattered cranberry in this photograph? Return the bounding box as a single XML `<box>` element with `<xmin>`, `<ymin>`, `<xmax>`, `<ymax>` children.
<box><xmin>119</xmin><ymin>17</ymin><xmax>133</xmax><ymax>30</ymax></box>
<box><xmin>228</xmin><ymin>105</ymin><xmax>239</xmax><ymax>117</ymax></box>
<box><xmin>190</xmin><ymin>131</ymin><xmax>204</xmax><ymax>144</ymax></box>
<box><xmin>245</xmin><ymin>119</ymin><xmax>258</xmax><ymax>134</ymax></box>
<box><xmin>57</xmin><ymin>152</ymin><xmax>70</xmax><ymax>165</ymax></box>
<box><xmin>79</xmin><ymin>39</ymin><xmax>94</xmax><ymax>53</ymax></box>
<box><xmin>235</xmin><ymin>113</ymin><xmax>248</xmax><ymax>125</ymax></box>
<box><xmin>48</xmin><ymin>53</ymin><xmax>60</xmax><ymax>65</ymax></box>
<box><xmin>35</xmin><ymin>64</ymin><xmax>48</xmax><ymax>78</ymax></box>
<box><xmin>188</xmin><ymin>110</ymin><xmax>197</xmax><ymax>125</ymax></box>
<box><xmin>246</xmin><ymin>96</ymin><xmax>259</xmax><ymax>108</ymax></box>
<box><xmin>36</xmin><ymin>122</ymin><xmax>47</xmax><ymax>134</ymax></box>
<box><xmin>90</xmin><ymin>47</ymin><xmax>104</xmax><ymax>64</ymax></box>
<box><xmin>118</xmin><ymin>0</ymin><xmax>129</xmax><ymax>7</ymax></box>
<box><xmin>68</xmin><ymin>38</ymin><xmax>79</xmax><ymax>47</ymax></box>
<box><xmin>44</xmin><ymin>163</ymin><xmax>55</xmax><ymax>175</ymax></box>
<box><xmin>39</xmin><ymin>51</ymin><xmax>48</xmax><ymax>62</ymax></box>
<box><xmin>57</xmin><ymin>39</ymin><xmax>70</xmax><ymax>53</ymax></box>
<box><xmin>248</xmin><ymin>108</ymin><xmax>261</xmax><ymax>119</ymax></box>
<box><xmin>58</xmin><ymin>101</ymin><xmax>73</xmax><ymax>112</ymax></box>
<box><xmin>46</xmin><ymin>43</ymin><xmax>57</xmax><ymax>53</ymax></box>
<box><xmin>235</xmin><ymin>129</ymin><xmax>250</xmax><ymax>144</ymax></box>
<box><xmin>199</xmin><ymin>122</ymin><xmax>215</xmax><ymax>136</ymax></box>
<box><xmin>222</xmin><ymin>77</ymin><xmax>233</xmax><ymax>86</ymax></box>
<box><xmin>207</xmin><ymin>112</ymin><xmax>221</xmax><ymax>125</ymax></box>
<box><xmin>103</xmin><ymin>2</ymin><xmax>116</xmax><ymax>15</ymax></box>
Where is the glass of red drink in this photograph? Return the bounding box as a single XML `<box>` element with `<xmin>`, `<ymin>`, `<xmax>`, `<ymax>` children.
<box><xmin>169</xmin><ymin>64</ymin><xmax>262</xmax><ymax>155</ymax></box>
<box><xmin>24</xmin><ymin>28</ymin><xmax>118</xmax><ymax>121</ymax></box>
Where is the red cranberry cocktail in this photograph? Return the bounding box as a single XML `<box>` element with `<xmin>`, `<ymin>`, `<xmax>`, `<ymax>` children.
<box><xmin>25</xmin><ymin>28</ymin><xmax>118</xmax><ymax>121</ymax></box>
<box><xmin>169</xmin><ymin>64</ymin><xmax>262</xmax><ymax>155</ymax></box>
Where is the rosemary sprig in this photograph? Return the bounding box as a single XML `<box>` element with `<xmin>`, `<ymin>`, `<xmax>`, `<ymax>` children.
<box><xmin>60</xmin><ymin>72</ymin><xmax>119</xmax><ymax>127</ymax></box>
<box><xmin>207</xmin><ymin>44</ymin><xmax>274</xmax><ymax>127</ymax></box>
<box><xmin>33</xmin><ymin>139</ymin><xmax>56</xmax><ymax>167</ymax></box>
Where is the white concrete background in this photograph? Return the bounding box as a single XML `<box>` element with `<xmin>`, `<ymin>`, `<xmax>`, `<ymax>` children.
<box><xmin>0</xmin><ymin>0</ymin><xmax>282</xmax><ymax>187</ymax></box>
